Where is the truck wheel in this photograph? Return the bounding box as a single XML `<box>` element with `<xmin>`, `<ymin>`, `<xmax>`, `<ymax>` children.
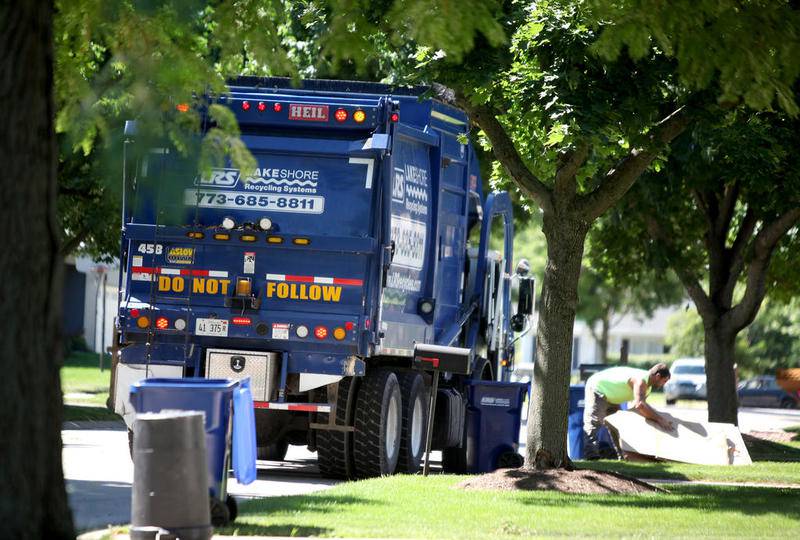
<box><xmin>396</xmin><ymin>372</ymin><xmax>429</xmax><ymax>474</ymax></box>
<box><xmin>257</xmin><ymin>440</ymin><xmax>289</xmax><ymax>461</ymax></box>
<box><xmin>353</xmin><ymin>370</ymin><xmax>402</xmax><ymax>477</ymax></box>
<box><xmin>317</xmin><ymin>377</ymin><xmax>358</xmax><ymax>479</ymax></box>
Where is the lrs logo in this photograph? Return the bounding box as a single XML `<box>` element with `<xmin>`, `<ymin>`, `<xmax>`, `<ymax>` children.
<box><xmin>195</xmin><ymin>168</ymin><xmax>240</xmax><ymax>188</ymax></box>
<box><xmin>392</xmin><ymin>167</ymin><xmax>405</xmax><ymax>202</ymax></box>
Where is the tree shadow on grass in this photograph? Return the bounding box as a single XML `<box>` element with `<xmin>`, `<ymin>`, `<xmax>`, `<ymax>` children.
<box><xmin>519</xmin><ymin>484</ymin><xmax>800</xmax><ymax>520</ymax></box>
<box><xmin>216</xmin><ymin>494</ymin><xmax>380</xmax><ymax>536</ymax></box>
<box><xmin>743</xmin><ymin>435</ymin><xmax>800</xmax><ymax>462</ymax></box>
<box><xmin>222</xmin><ymin>522</ymin><xmax>332</xmax><ymax>537</ymax></box>
<box><xmin>575</xmin><ymin>461</ymin><xmax>691</xmax><ymax>481</ymax></box>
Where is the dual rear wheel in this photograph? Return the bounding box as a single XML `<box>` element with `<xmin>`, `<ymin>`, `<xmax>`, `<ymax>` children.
<box><xmin>318</xmin><ymin>369</ymin><xmax>429</xmax><ymax>478</ymax></box>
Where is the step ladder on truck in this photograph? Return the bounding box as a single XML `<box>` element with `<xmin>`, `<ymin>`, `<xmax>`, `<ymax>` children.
<box><xmin>108</xmin><ymin>77</ymin><xmax>535</xmax><ymax>478</ymax></box>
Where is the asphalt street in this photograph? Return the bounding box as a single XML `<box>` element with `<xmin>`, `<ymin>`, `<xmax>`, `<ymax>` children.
<box><xmin>63</xmin><ymin>405</ymin><xmax>800</xmax><ymax>532</ymax></box>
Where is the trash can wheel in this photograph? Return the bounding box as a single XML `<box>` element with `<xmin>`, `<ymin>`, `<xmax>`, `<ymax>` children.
<box><xmin>225</xmin><ymin>495</ymin><xmax>238</xmax><ymax>522</ymax></box>
<box><xmin>497</xmin><ymin>451</ymin><xmax>524</xmax><ymax>469</ymax></box>
<box><xmin>210</xmin><ymin>496</ymin><xmax>230</xmax><ymax>527</ymax></box>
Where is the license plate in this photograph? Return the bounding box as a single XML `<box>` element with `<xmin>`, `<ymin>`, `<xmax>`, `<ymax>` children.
<box><xmin>195</xmin><ymin>318</ymin><xmax>229</xmax><ymax>337</ymax></box>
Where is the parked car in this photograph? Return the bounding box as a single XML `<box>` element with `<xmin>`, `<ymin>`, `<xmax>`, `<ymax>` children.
<box><xmin>664</xmin><ymin>358</ymin><xmax>706</xmax><ymax>405</ymax></box>
<box><xmin>738</xmin><ymin>376</ymin><xmax>799</xmax><ymax>409</ymax></box>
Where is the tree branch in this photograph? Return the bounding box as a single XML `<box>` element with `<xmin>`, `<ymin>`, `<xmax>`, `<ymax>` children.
<box><xmin>716</xmin><ymin>180</ymin><xmax>740</xmax><ymax>239</ymax></box>
<box><xmin>720</xmin><ymin>207</ymin><xmax>757</xmax><ymax>304</ymax></box>
<box><xmin>432</xmin><ymin>84</ymin><xmax>554</xmax><ymax>213</ymax></box>
<box><xmin>60</xmin><ymin>226</ymin><xmax>91</xmax><ymax>256</ymax></box>
<box><xmin>554</xmin><ymin>142</ymin><xmax>590</xmax><ymax>211</ymax></box>
<box><xmin>727</xmin><ymin>207</ymin><xmax>800</xmax><ymax>331</ymax></box>
<box><xmin>578</xmin><ymin>106</ymin><xmax>691</xmax><ymax>222</ymax></box>
<box><xmin>642</xmin><ymin>212</ymin><xmax>715</xmax><ymax>318</ymax></box>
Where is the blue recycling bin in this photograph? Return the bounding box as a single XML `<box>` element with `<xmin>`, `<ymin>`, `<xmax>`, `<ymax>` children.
<box><xmin>568</xmin><ymin>384</ymin><xmax>625</xmax><ymax>459</ymax></box>
<box><xmin>567</xmin><ymin>385</ymin><xmax>586</xmax><ymax>460</ymax></box>
<box><xmin>130</xmin><ymin>378</ymin><xmax>256</xmax><ymax>505</ymax></box>
<box><xmin>464</xmin><ymin>381</ymin><xmax>529</xmax><ymax>473</ymax></box>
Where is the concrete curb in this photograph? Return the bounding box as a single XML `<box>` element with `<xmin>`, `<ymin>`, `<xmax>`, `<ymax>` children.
<box><xmin>63</xmin><ymin>420</ymin><xmax>126</xmax><ymax>431</ymax></box>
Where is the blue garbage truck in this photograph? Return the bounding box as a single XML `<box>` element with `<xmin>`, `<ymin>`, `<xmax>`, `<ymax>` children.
<box><xmin>109</xmin><ymin>77</ymin><xmax>534</xmax><ymax>478</ymax></box>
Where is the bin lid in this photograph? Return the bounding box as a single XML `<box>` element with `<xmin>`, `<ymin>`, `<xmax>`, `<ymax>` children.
<box><xmin>130</xmin><ymin>377</ymin><xmax>240</xmax><ymax>392</ymax></box>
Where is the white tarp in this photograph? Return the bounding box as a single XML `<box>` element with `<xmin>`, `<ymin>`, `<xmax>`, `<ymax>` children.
<box><xmin>605</xmin><ymin>410</ymin><xmax>752</xmax><ymax>466</ymax></box>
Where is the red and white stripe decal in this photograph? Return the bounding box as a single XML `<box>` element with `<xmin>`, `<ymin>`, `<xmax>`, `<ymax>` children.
<box><xmin>265</xmin><ymin>273</ymin><xmax>363</xmax><ymax>286</ymax></box>
<box><xmin>131</xmin><ymin>266</ymin><xmax>229</xmax><ymax>281</ymax></box>
<box><xmin>253</xmin><ymin>401</ymin><xmax>331</xmax><ymax>413</ymax></box>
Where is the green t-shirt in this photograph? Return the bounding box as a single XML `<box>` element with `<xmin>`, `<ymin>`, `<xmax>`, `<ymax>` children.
<box><xmin>588</xmin><ymin>367</ymin><xmax>651</xmax><ymax>404</ymax></box>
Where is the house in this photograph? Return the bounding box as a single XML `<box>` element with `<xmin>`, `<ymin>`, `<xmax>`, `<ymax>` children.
<box><xmin>65</xmin><ymin>256</ymin><xmax>119</xmax><ymax>354</ymax></box>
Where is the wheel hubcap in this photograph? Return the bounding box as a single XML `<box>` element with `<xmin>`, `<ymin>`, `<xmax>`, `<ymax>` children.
<box><xmin>411</xmin><ymin>394</ymin><xmax>424</xmax><ymax>455</ymax></box>
<box><xmin>385</xmin><ymin>391</ymin><xmax>400</xmax><ymax>460</ymax></box>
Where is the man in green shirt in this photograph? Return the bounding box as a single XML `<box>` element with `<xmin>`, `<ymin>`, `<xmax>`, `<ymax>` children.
<box><xmin>583</xmin><ymin>363</ymin><xmax>673</xmax><ymax>459</ymax></box>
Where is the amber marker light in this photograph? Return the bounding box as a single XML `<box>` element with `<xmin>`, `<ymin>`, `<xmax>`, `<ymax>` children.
<box><xmin>240</xmin><ymin>234</ymin><xmax>257</xmax><ymax>242</ymax></box>
<box><xmin>175</xmin><ymin>103</ymin><xmax>190</xmax><ymax>113</ymax></box>
<box><xmin>187</xmin><ymin>231</ymin><xmax>205</xmax><ymax>239</ymax></box>
<box><xmin>292</xmin><ymin>237</ymin><xmax>311</xmax><ymax>245</ymax></box>
<box><xmin>136</xmin><ymin>316</ymin><xmax>150</xmax><ymax>329</ymax></box>
<box><xmin>333</xmin><ymin>327</ymin><xmax>346</xmax><ymax>340</ymax></box>
<box><xmin>236</xmin><ymin>278</ymin><xmax>253</xmax><ymax>297</ymax></box>
<box><xmin>267</xmin><ymin>236</ymin><xmax>283</xmax><ymax>244</ymax></box>
<box><xmin>353</xmin><ymin>109</ymin><xmax>366</xmax><ymax>123</ymax></box>
<box><xmin>213</xmin><ymin>233</ymin><xmax>230</xmax><ymax>241</ymax></box>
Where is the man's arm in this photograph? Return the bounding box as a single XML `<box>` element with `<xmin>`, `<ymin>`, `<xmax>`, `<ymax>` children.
<box><xmin>630</xmin><ymin>378</ymin><xmax>673</xmax><ymax>430</ymax></box>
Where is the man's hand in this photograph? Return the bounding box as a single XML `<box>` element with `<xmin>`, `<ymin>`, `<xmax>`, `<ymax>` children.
<box><xmin>653</xmin><ymin>414</ymin><xmax>674</xmax><ymax>431</ymax></box>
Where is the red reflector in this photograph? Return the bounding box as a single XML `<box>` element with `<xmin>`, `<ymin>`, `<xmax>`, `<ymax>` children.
<box><xmin>334</xmin><ymin>108</ymin><xmax>348</xmax><ymax>122</ymax></box>
<box><xmin>232</xmin><ymin>317</ymin><xmax>251</xmax><ymax>326</ymax></box>
<box><xmin>257</xmin><ymin>101</ymin><xmax>266</xmax><ymax>112</ymax></box>
<box><xmin>314</xmin><ymin>326</ymin><xmax>328</xmax><ymax>339</ymax></box>
<box><xmin>242</xmin><ymin>101</ymin><xmax>251</xmax><ymax>111</ymax></box>
<box><xmin>345</xmin><ymin>321</ymin><xmax>354</xmax><ymax>331</ymax></box>
<box><xmin>273</xmin><ymin>102</ymin><xmax>282</xmax><ymax>112</ymax></box>
<box><xmin>175</xmin><ymin>103</ymin><xmax>189</xmax><ymax>113</ymax></box>
<box><xmin>130</xmin><ymin>308</ymin><xmax>140</xmax><ymax>318</ymax></box>
<box><xmin>390</xmin><ymin>112</ymin><xmax>400</xmax><ymax>122</ymax></box>
<box><xmin>155</xmin><ymin>317</ymin><xmax>169</xmax><ymax>330</ymax></box>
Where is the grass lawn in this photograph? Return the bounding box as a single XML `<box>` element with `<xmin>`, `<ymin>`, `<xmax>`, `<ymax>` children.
<box><xmin>61</xmin><ymin>351</ymin><xmax>111</xmax><ymax>407</ymax></box>
<box><xmin>221</xmin><ymin>474</ymin><xmax>800</xmax><ymax>539</ymax></box>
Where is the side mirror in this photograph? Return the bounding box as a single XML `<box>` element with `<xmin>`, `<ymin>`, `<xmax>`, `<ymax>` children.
<box><xmin>514</xmin><ymin>258</ymin><xmax>534</xmax><ymax>316</ymax></box>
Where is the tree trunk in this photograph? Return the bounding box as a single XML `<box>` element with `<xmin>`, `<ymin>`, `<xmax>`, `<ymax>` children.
<box><xmin>599</xmin><ymin>311</ymin><xmax>610</xmax><ymax>363</ymax></box>
<box><xmin>0</xmin><ymin>2</ymin><xmax>75</xmax><ymax>538</ymax></box>
<box><xmin>704</xmin><ymin>322</ymin><xmax>739</xmax><ymax>425</ymax></box>
<box><xmin>525</xmin><ymin>214</ymin><xmax>588</xmax><ymax>469</ymax></box>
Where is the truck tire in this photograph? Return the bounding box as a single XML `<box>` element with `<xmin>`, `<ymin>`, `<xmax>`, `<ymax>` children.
<box><xmin>317</xmin><ymin>377</ymin><xmax>358</xmax><ymax>479</ymax></box>
<box><xmin>396</xmin><ymin>372</ymin><xmax>429</xmax><ymax>474</ymax></box>
<box><xmin>353</xmin><ymin>369</ymin><xmax>402</xmax><ymax>477</ymax></box>
<box><xmin>257</xmin><ymin>440</ymin><xmax>289</xmax><ymax>461</ymax></box>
